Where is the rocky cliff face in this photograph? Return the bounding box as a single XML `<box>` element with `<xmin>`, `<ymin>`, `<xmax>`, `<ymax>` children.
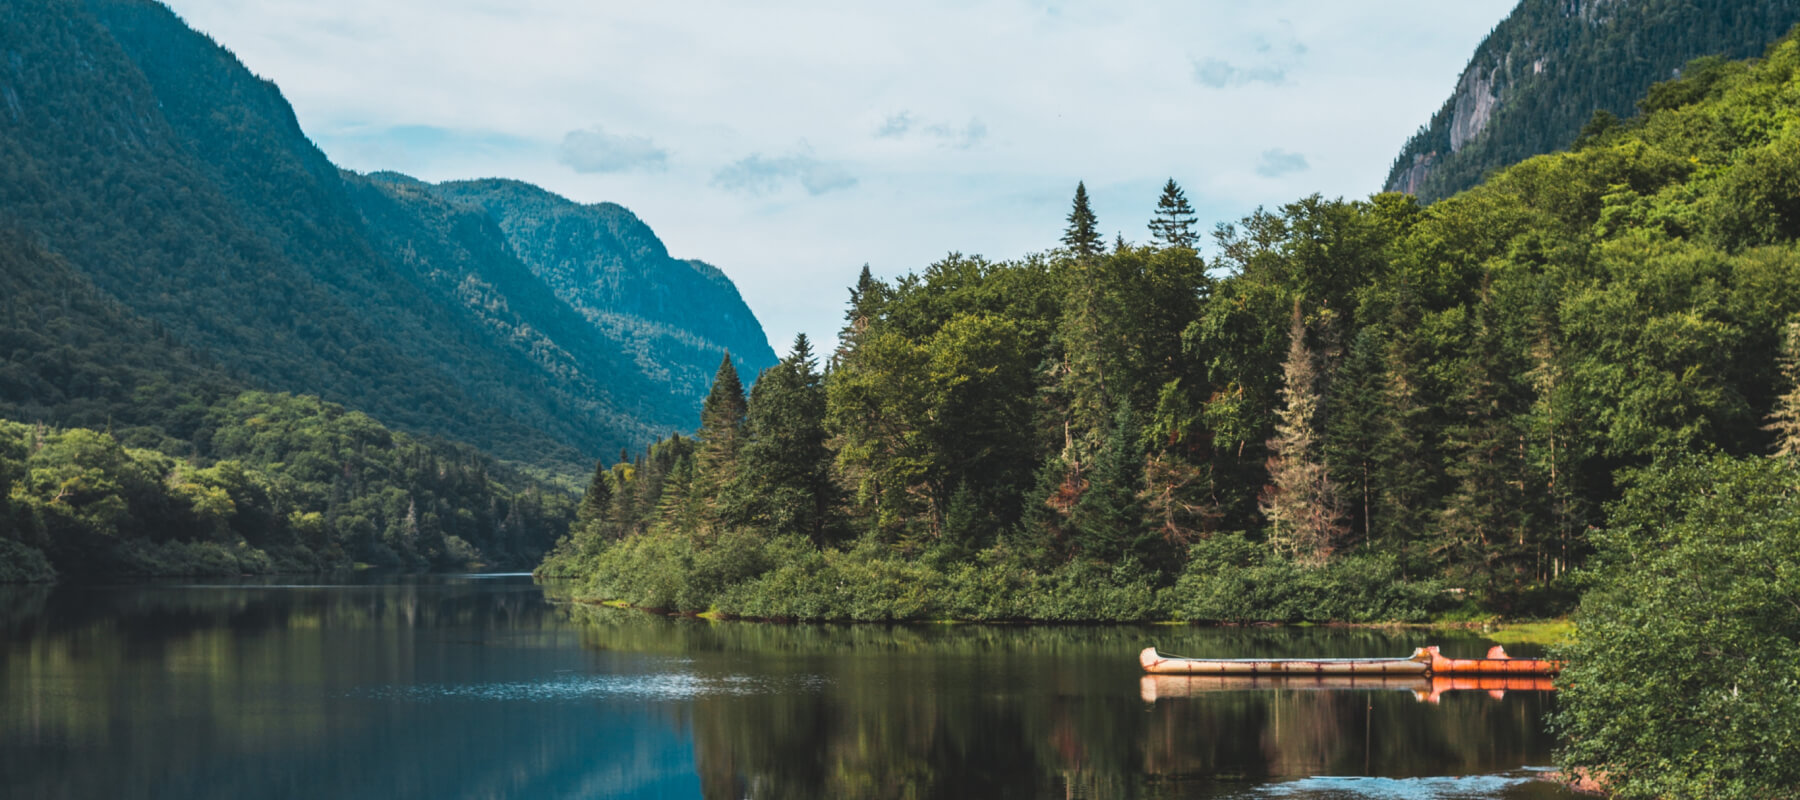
<box><xmin>1383</xmin><ymin>0</ymin><xmax>1800</xmax><ymax>202</ymax></box>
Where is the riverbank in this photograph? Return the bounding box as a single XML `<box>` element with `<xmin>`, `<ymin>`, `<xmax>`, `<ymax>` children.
<box><xmin>548</xmin><ymin>585</ymin><xmax>1576</xmax><ymax>642</ymax></box>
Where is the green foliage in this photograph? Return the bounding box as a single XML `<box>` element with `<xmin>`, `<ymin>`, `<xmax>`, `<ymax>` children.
<box><xmin>0</xmin><ymin>392</ymin><xmax>574</xmax><ymax>580</ymax></box>
<box><xmin>0</xmin><ymin>539</ymin><xmax>56</xmax><ymax>583</ymax></box>
<box><xmin>1061</xmin><ymin>182</ymin><xmax>1102</xmax><ymax>260</ymax></box>
<box><xmin>1167</xmin><ymin>535</ymin><xmax>1445</xmax><ymax>623</ymax></box>
<box><xmin>731</xmin><ymin>335</ymin><xmax>841</xmax><ymax>543</ymax></box>
<box><xmin>0</xmin><ymin>0</ymin><xmax>775</xmax><ymax>478</ymax></box>
<box><xmin>1554</xmin><ymin>454</ymin><xmax>1800</xmax><ymax>799</ymax></box>
<box><xmin>1147</xmin><ymin>178</ymin><xmax>1199</xmax><ymax>249</ymax></box>
<box><xmin>1386</xmin><ymin>1</ymin><xmax>1800</xmax><ymax>202</ymax></box>
<box><xmin>559</xmin><ymin>30</ymin><xmax>1800</xmax><ymax>643</ymax></box>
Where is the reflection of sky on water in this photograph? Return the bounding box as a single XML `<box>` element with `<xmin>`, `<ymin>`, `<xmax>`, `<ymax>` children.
<box><xmin>349</xmin><ymin>672</ymin><xmax>829</xmax><ymax>702</ymax></box>
<box><xmin>1252</xmin><ymin>771</ymin><xmax>1555</xmax><ymax>799</ymax></box>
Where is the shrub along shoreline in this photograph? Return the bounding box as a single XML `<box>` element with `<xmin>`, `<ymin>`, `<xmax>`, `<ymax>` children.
<box><xmin>537</xmin><ymin>532</ymin><xmax>1540</xmax><ymax>625</ymax></box>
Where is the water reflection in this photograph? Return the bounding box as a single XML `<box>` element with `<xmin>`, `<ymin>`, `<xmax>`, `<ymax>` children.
<box><xmin>1141</xmin><ymin>675</ymin><xmax>1557</xmax><ymax>704</ymax></box>
<box><xmin>0</xmin><ymin>578</ymin><xmax>1576</xmax><ymax>799</ymax></box>
<box><xmin>560</xmin><ymin>604</ymin><xmax>1572</xmax><ymax>799</ymax></box>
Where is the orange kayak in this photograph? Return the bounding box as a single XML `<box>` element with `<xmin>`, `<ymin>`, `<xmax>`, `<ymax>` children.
<box><xmin>1139</xmin><ymin>645</ymin><xmax>1560</xmax><ymax>676</ymax></box>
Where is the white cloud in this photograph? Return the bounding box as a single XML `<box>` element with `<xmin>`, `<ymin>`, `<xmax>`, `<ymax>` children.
<box><xmin>160</xmin><ymin>0</ymin><xmax>1520</xmax><ymax>356</ymax></box>
<box><xmin>557</xmin><ymin>126</ymin><xmax>668</xmax><ymax>173</ymax></box>
<box><xmin>713</xmin><ymin>146</ymin><xmax>857</xmax><ymax>196</ymax></box>
<box><xmin>1256</xmin><ymin>149</ymin><xmax>1309</xmax><ymax>178</ymax></box>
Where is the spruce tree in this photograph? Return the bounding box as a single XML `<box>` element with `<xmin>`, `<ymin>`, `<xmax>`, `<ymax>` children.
<box><xmin>1260</xmin><ymin>304</ymin><xmax>1345</xmax><ymax>565</ymax></box>
<box><xmin>1436</xmin><ymin>293</ymin><xmax>1530</xmax><ymax>581</ymax></box>
<box><xmin>1374</xmin><ymin>315</ymin><xmax>1437</xmax><ymax>577</ymax></box>
<box><xmin>1071</xmin><ymin>404</ymin><xmax>1149</xmax><ymax>564</ymax></box>
<box><xmin>837</xmin><ymin>264</ymin><xmax>885</xmax><ymax>362</ymax></box>
<box><xmin>575</xmin><ymin>458</ymin><xmax>613</xmax><ymax>539</ymax></box>
<box><xmin>1768</xmin><ymin>319</ymin><xmax>1800</xmax><ymax>458</ymax></box>
<box><xmin>694</xmin><ymin>353</ymin><xmax>748</xmax><ymax>519</ymax></box>
<box><xmin>732</xmin><ymin>333</ymin><xmax>839</xmax><ymax>543</ymax></box>
<box><xmin>1324</xmin><ymin>327</ymin><xmax>1386</xmax><ymax>544</ymax></box>
<box><xmin>1062</xmin><ymin>181</ymin><xmax>1102</xmax><ymax>260</ymax></box>
<box><xmin>1147</xmin><ymin>178</ymin><xmax>1199</xmax><ymax>249</ymax></box>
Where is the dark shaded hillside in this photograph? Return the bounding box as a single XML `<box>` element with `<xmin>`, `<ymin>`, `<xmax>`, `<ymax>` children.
<box><xmin>0</xmin><ymin>0</ymin><xmax>774</xmax><ymax>473</ymax></box>
<box><xmin>1385</xmin><ymin>0</ymin><xmax>1800</xmax><ymax>202</ymax></box>
<box><xmin>0</xmin><ymin>229</ymin><xmax>232</xmax><ymax>450</ymax></box>
<box><xmin>427</xmin><ymin>179</ymin><xmax>778</xmax><ymax>404</ymax></box>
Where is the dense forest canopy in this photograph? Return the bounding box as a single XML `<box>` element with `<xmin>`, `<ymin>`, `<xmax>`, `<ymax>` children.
<box><xmin>0</xmin><ymin>391</ymin><xmax>575</xmax><ymax>582</ymax></box>
<box><xmin>548</xmin><ymin>26</ymin><xmax>1800</xmax><ymax>626</ymax></box>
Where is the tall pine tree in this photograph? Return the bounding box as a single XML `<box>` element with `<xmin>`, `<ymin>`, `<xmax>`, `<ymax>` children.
<box><xmin>732</xmin><ymin>334</ymin><xmax>840</xmax><ymax>544</ymax></box>
<box><xmin>694</xmin><ymin>353</ymin><xmax>748</xmax><ymax>523</ymax></box>
<box><xmin>1147</xmin><ymin>178</ymin><xmax>1199</xmax><ymax>249</ymax></box>
<box><xmin>1259</xmin><ymin>304</ymin><xmax>1345</xmax><ymax>565</ymax></box>
<box><xmin>1062</xmin><ymin>181</ymin><xmax>1102</xmax><ymax>260</ymax></box>
<box><xmin>572</xmin><ymin>458</ymin><xmax>614</xmax><ymax>550</ymax></box>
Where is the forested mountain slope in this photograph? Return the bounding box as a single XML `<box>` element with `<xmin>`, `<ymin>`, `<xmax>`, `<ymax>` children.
<box><xmin>416</xmin><ymin>177</ymin><xmax>776</xmax><ymax>411</ymax></box>
<box><xmin>1384</xmin><ymin>0</ymin><xmax>1800</xmax><ymax>202</ymax></box>
<box><xmin>0</xmin><ymin>0</ymin><xmax>774</xmax><ymax>473</ymax></box>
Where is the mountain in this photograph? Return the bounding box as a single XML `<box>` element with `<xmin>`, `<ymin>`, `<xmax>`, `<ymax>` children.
<box><xmin>1384</xmin><ymin>0</ymin><xmax>1800</xmax><ymax>202</ymax></box>
<box><xmin>0</xmin><ymin>0</ymin><xmax>775</xmax><ymax>474</ymax></box>
<box><xmin>416</xmin><ymin>177</ymin><xmax>774</xmax><ymax>415</ymax></box>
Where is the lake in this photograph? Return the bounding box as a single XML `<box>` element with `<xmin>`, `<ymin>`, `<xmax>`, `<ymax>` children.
<box><xmin>0</xmin><ymin>574</ymin><xmax>1578</xmax><ymax>799</ymax></box>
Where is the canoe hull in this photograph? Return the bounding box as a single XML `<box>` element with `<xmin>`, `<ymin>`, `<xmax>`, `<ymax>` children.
<box><xmin>1139</xmin><ymin>645</ymin><xmax>1563</xmax><ymax>677</ymax></box>
<box><xmin>1139</xmin><ymin>673</ymin><xmax>1557</xmax><ymax>704</ymax></box>
<box><xmin>1139</xmin><ymin>646</ymin><xmax>1431</xmax><ymax>675</ymax></box>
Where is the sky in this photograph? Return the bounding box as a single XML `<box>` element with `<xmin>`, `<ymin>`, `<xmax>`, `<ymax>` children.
<box><xmin>161</xmin><ymin>0</ymin><xmax>1519</xmax><ymax>357</ymax></box>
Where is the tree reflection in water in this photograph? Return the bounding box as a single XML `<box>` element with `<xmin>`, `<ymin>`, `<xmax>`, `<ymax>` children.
<box><xmin>566</xmin><ymin>604</ymin><xmax>1572</xmax><ymax>799</ymax></box>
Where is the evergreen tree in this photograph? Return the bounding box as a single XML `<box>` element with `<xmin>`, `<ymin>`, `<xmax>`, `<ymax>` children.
<box><xmin>1324</xmin><ymin>327</ymin><xmax>1387</xmax><ymax>545</ymax></box>
<box><xmin>733</xmin><ymin>334</ymin><xmax>840</xmax><ymax>544</ymax></box>
<box><xmin>1435</xmin><ymin>292</ymin><xmax>1531</xmax><ymax>582</ymax></box>
<box><xmin>1147</xmin><ymin>178</ymin><xmax>1199</xmax><ymax>249</ymax></box>
<box><xmin>573</xmin><ymin>458</ymin><xmax>614</xmax><ymax>549</ymax></box>
<box><xmin>1259</xmin><ymin>304</ymin><xmax>1344</xmax><ymax>565</ymax></box>
<box><xmin>836</xmin><ymin>264</ymin><xmax>886</xmax><ymax>363</ymax></box>
<box><xmin>694</xmin><ymin>353</ymin><xmax>748</xmax><ymax>520</ymax></box>
<box><xmin>1768</xmin><ymin>319</ymin><xmax>1800</xmax><ymax>458</ymax></box>
<box><xmin>1062</xmin><ymin>181</ymin><xmax>1102</xmax><ymax>260</ymax></box>
<box><xmin>1374</xmin><ymin>317</ymin><xmax>1437</xmax><ymax>576</ymax></box>
<box><xmin>1071</xmin><ymin>405</ymin><xmax>1150</xmax><ymax>564</ymax></box>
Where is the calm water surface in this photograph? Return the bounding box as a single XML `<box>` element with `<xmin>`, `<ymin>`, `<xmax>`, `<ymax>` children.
<box><xmin>0</xmin><ymin>575</ymin><xmax>1578</xmax><ymax>799</ymax></box>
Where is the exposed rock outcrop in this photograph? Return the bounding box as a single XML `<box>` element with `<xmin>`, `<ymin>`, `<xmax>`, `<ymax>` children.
<box><xmin>1382</xmin><ymin>0</ymin><xmax>1800</xmax><ymax>202</ymax></box>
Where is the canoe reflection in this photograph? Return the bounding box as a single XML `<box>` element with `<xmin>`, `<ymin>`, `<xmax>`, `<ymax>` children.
<box><xmin>1141</xmin><ymin>673</ymin><xmax>1556</xmax><ymax>704</ymax></box>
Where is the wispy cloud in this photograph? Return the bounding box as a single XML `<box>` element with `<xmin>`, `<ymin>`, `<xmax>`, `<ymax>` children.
<box><xmin>713</xmin><ymin>146</ymin><xmax>856</xmax><ymax>196</ymax></box>
<box><xmin>875</xmin><ymin>112</ymin><xmax>914</xmax><ymax>139</ymax></box>
<box><xmin>1192</xmin><ymin>58</ymin><xmax>1286</xmax><ymax>88</ymax></box>
<box><xmin>1256</xmin><ymin>148</ymin><xmax>1309</xmax><ymax>177</ymax></box>
<box><xmin>556</xmin><ymin>126</ymin><xmax>668</xmax><ymax>173</ymax></box>
<box><xmin>1192</xmin><ymin>24</ymin><xmax>1308</xmax><ymax>89</ymax></box>
<box><xmin>874</xmin><ymin>111</ymin><xmax>987</xmax><ymax>149</ymax></box>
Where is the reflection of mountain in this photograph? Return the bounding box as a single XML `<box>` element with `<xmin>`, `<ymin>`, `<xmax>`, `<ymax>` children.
<box><xmin>0</xmin><ymin>580</ymin><xmax>705</xmax><ymax>800</ymax></box>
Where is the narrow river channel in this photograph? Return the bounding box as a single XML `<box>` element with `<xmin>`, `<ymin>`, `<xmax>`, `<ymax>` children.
<box><xmin>0</xmin><ymin>575</ymin><xmax>1578</xmax><ymax>799</ymax></box>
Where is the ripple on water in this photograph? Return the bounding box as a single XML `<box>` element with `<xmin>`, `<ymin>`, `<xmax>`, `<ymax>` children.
<box><xmin>349</xmin><ymin>673</ymin><xmax>829</xmax><ymax>703</ymax></box>
<box><xmin>1250</xmin><ymin>772</ymin><xmax>1547</xmax><ymax>799</ymax></box>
